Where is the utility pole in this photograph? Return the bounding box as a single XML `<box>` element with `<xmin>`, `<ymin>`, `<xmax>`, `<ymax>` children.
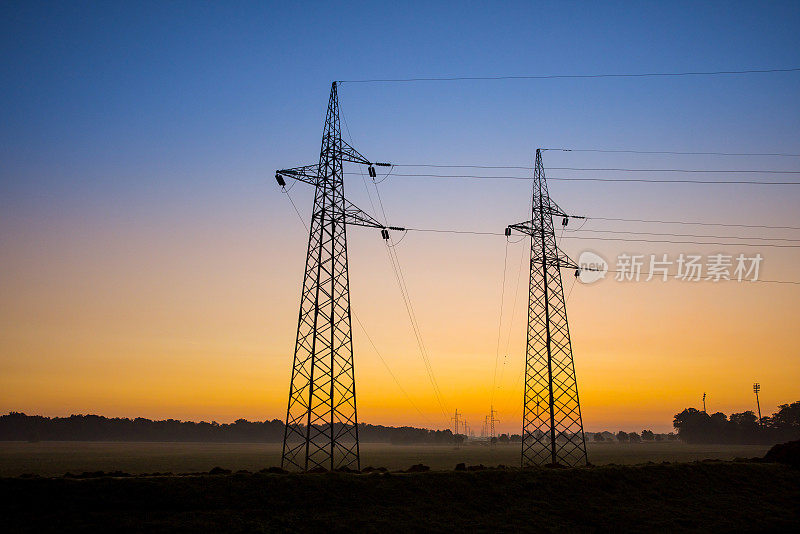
<box><xmin>703</xmin><ymin>392</ymin><xmax>707</xmax><ymax>413</ymax></box>
<box><xmin>753</xmin><ymin>383</ymin><xmax>763</xmax><ymax>426</ymax></box>
<box><xmin>275</xmin><ymin>82</ymin><xmax>401</xmax><ymax>471</ymax></box>
<box><xmin>507</xmin><ymin>148</ymin><xmax>588</xmax><ymax>467</ymax></box>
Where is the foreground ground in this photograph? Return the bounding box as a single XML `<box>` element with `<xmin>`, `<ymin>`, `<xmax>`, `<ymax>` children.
<box><xmin>0</xmin><ymin>441</ymin><xmax>771</xmax><ymax>477</ymax></box>
<box><xmin>2</xmin><ymin>461</ymin><xmax>798</xmax><ymax>532</ymax></box>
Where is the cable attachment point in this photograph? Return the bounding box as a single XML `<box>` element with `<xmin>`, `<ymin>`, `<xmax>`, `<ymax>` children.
<box><xmin>374</xmin><ymin>162</ymin><xmax>392</xmax><ymax>167</ymax></box>
<box><xmin>368</xmin><ymin>165</ymin><xmax>377</xmax><ymax>178</ymax></box>
<box><xmin>380</xmin><ymin>229</ymin><xmax>390</xmax><ymax>240</ymax></box>
<box><xmin>574</xmin><ymin>269</ymin><xmax>581</xmax><ymax>278</ymax></box>
<box><xmin>504</xmin><ymin>227</ymin><xmax>512</xmax><ymax>237</ymax></box>
<box><xmin>562</xmin><ymin>217</ymin><xmax>569</xmax><ymax>226</ymax></box>
<box><xmin>275</xmin><ymin>173</ymin><xmax>286</xmax><ymax>187</ymax></box>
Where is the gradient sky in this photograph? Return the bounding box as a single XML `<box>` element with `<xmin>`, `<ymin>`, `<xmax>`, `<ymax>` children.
<box><xmin>2</xmin><ymin>1</ymin><xmax>799</xmax><ymax>434</ymax></box>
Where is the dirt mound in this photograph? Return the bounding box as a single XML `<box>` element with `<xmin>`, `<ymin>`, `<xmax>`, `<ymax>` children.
<box><xmin>361</xmin><ymin>466</ymin><xmax>387</xmax><ymax>473</ymax></box>
<box><xmin>764</xmin><ymin>440</ymin><xmax>800</xmax><ymax>467</ymax></box>
<box><xmin>405</xmin><ymin>463</ymin><xmax>430</xmax><ymax>473</ymax></box>
<box><xmin>259</xmin><ymin>467</ymin><xmax>288</xmax><ymax>474</ymax></box>
<box><xmin>209</xmin><ymin>467</ymin><xmax>231</xmax><ymax>475</ymax></box>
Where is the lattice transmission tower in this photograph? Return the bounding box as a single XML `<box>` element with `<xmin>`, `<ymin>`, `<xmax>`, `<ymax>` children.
<box><xmin>482</xmin><ymin>408</ymin><xmax>499</xmax><ymax>439</ymax></box>
<box><xmin>274</xmin><ymin>82</ymin><xmax>399</xmax><ymax>471</ymax></box>
<box><xmin>507</xmin><ymin>148</ymin><xmax>588</xmax><ymax>467</ymax></box>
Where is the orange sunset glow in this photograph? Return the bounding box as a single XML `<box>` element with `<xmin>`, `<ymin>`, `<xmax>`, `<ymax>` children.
<box><xmin>3</xmin><ymin>174</ymin><xmax>798</xmax><ymax>434</ymax></box>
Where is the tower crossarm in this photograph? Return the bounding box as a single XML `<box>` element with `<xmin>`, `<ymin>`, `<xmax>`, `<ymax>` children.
<box><xmin>341</xmin><ymin>198</ymin><xmax>383</xmax><ymax>228</ymax></box>
<box><xmin>341</xmin><ymin>198</ymin><xmax>405</xmax><ymax>231</ymax></box>
<box><xmin>507</xmin><ymin>219</ymin><xmax>536</xmax><ymax>235</ymax></box>
<box><xmin>506</xmin><ymin>221</ymin><xmax>580</xmax><ymax>270</ymax></box>
<box><xmin>275</xmin><ymin>164</ymin><xmax>320</xmax><ymax>186</ymax></box>
<box><xmin>537</xmin><ymin>250</ymin><xmax>580</xmax><ymax>270</ymax></box>
<box><xmin>545</xmin><ymin>198</ymin><xmax>570</xmax><ymax>219</ymax></box>
<box><xmin>339</xmin><ymin>139</ymin><xmax>371</xmax><ymax>165</ymax></box>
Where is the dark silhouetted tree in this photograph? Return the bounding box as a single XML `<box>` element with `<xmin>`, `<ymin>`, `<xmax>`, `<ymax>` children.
<box><xmin>674</xmin><ymin>401</ymin><xmax>800</xmax><ymax>444</ymax></box>
<box><xmin>773</xmin><ymin>401</ymin><xmax>800</xmax><ymax>432</ymax></box>
<box><xmin>0</xmin><ymin>413</ymin><xmax>459</xmax><ymax>445</ymax></box>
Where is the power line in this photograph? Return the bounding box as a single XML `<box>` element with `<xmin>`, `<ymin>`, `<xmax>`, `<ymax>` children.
<box><xmin>402</xmin><ymin>227</ymin><xmax>800</xmax><ymax>247</ymax></box>
<box><xmin>283</xmin><ymin>190</ymin><xmax>307</xmax><ymax>231</ymax></box>
<box><xmin>588</xmin><ymin>216</ymin><xmax>800</xmax><ymax>231</ymax></box>
<box><xmin>557</xmin><ymin>234</ymin><xmax>800</xmax><ymax>248</ymax></box>
<box><xmin>567</xmin><ymin>228</ymin><xmax>800</xmax><ymax>243</ymax></box>
<box><xmin>352</xmin><ymin>314</ymin><xmax>436</xmax><ymax>428</ymax></box>
<box><xmin>404</xmin><ymin>228</ymin><xmax>501</xmax><ymax>236</ymax></box>
<box><xmin>402</xmin><ymin>227</ymin><xmax>800</xmax><ymax>246</ymax></box>
<box><xmin>491</xmin><ymin>238</ymin><xmax>510</xmax><ymax>407</ymax></box>
<box><xmin>370</xmin><ymin>177</ymin><xmax>451</xmax><ymax>424</ymax></box>
<box><xmin>337</xmin><ymin>67</ymin><xmax>800</xmax><ymax>84</ymax></box>
<box><xmin>384</xmin><ymin>237</ymin><xmax>450</xmax><ymax>423</ymax></box>
<box><xmin>345</xmin><ymin>172</ymin><xmax>800</xmax><ymax>185</ymax></box>
<box><xmin>395</xmin><ymin>227</ymin><xmax>800</xmax><ymax>283</ymax></box>
<box><xmin>496</xmin><ymin>242</ymin><xmax>527</xmax><ymax>401</ymax></box>
<box><xmin>401</xmin><ymin>225</ymin><xmax>800</xmax><ymax>250</ymax></box>
<box><xmin>338</xmin><ymin>100</ymin><xmax>450</xmax><ymax>426</ymax></box>
<box><xmin>394</xmin><ymin>164</ymin><xmax>534</xmax><ymax>170</ymax></box>
<box><xmin>548</xmin><ymin>167</ymin><xmax>800</xmax><ymax>174</ymax></box>
<box><xmin>391</xmin><ymin>165</ymin><xmax>800</xmax><ymax>174</ymax></box>
<box><xmin>543</xmin><ymin>148</ymin><xmax>800</xmax><ymax>157</ymax></box>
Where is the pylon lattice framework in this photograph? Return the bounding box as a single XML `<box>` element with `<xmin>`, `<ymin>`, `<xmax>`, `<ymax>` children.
<box><xmin>508</xmin><ymin>148</ymin><xmax>588</xmax><ymax>467</ymax></box>
<box><xmin>275</xmin><ymin>82</ymin><xmax>397</xmax><ymax>471</ymax></box>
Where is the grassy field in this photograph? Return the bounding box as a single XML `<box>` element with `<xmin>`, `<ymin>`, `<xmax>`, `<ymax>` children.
<box><xmin>0</xmin><ymin>440</ymin><xmax>771</xmax><ymax>476</ymax></box>
<box><xmin>2</xmin><ymin>462</ymin><xmax>798</xmax><ymax>532</ymax></box>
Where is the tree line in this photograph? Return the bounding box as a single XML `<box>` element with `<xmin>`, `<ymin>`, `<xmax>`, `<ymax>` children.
<box><xmin>673</xmin><ymin>401</ymin><xmax>800</xmax><ymax>444</ymax></box>
<box><xmin>0</xmin><ymin>413</ymin><xmax>457</xmax><ymax>444</ymax></box>
<box><xmin>589</xmin><ymin>430</ymin><xmax>677</xmax><ymax>443</ymax></box>
<box><xmin>4</xmin><ymin>401</ymin><xmax>797</xmax><ymax>445</ymax></box>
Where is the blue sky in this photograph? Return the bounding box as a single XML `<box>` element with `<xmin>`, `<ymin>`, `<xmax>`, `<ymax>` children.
<box><xmin>2</xmin><ymin>1</ymin><xmax>798</xmax><ymax>234</ymax></box>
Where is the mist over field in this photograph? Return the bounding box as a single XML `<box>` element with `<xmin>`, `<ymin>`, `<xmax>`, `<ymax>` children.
<box><xmin>0</xmin><ymin>441</ymin><xmax>773</xmax><ymax>478</ymax></box>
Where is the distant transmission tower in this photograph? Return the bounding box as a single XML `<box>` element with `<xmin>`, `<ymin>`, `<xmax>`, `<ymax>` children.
<box><xmin>452</xmin><ymin>409</ymin><xmax>462</xmax><ymax>446</ymax></box>
<box><xmin>452</xmin><ymin>409</ymin><xmax>461</xmax><ymax>436</ymax></box>
<box><xmin>703</xmin><ymin>392</ymin><xmax>707</xmax><ymax>413</ymax></box>
<box><xmin>275</xmin><ymin>82</ymin><xmax>400</xmax><ymax>471</ymax></box>
<box><xmin>507</xmin><ymin>148</ymin><xmax>588</xmax><ymax>467</ymax></box>
<box><xmin>489</xmin><ymin>405</ymin><xmax>499</xmax><ymax>441</ymax></box>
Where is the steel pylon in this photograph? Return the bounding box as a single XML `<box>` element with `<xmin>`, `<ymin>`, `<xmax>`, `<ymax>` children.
<box><xmin>507</xmin><ymin>148</ymin><xmax>588</xmax><ymax>467</ymax></box>
<box><xmin>275</xmin><ymin>82</ymin><xmax>398</xmax><ymax>471</ymax></box>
